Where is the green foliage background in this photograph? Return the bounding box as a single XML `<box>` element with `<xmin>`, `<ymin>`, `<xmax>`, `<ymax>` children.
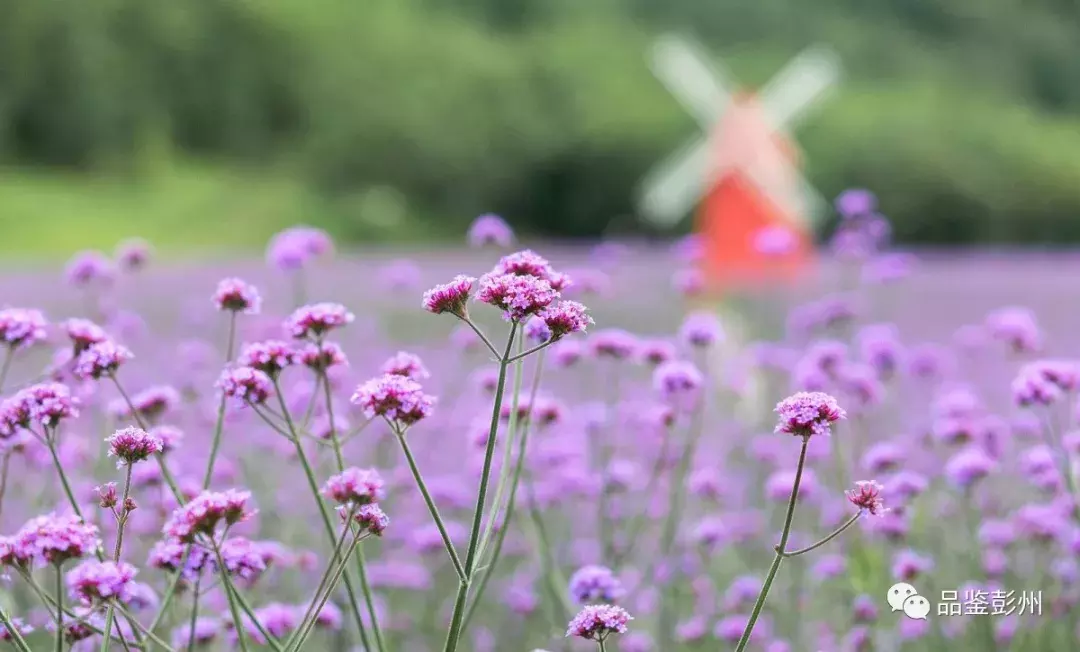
<box><xmin>2</xmin><ymin>0</ymin><xmax>1080</xmax><ymax>254</ymax></box>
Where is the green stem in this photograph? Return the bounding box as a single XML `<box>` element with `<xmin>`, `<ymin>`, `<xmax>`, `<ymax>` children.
<box><xmin>285</xmin><ymin>511</ymin><xmax>355</xmax><ymax>651</ymax></box>
<box><xmin>54</xmin><ymin>567</ymin><xmax>64</xmax><ymax>652</ymax></box>
<box><xmin>0</xmin><ymin>606</ymin><xmax>33</xmax><ymax>652</ymax></box>
<box><xmin>271</xmin><ymin>377</ymin><xmax>378</xmax><ymax>652</ymax></box>
<box><xmin>145</xmin><ymin>558</ymin><xmax>187</xmax><ymax>643</ymax></box>
<box><xmin>734</xmin><ymin>435</ymin><xmax>811</xmax><ymax>652</ymax></box>
<box><xmin>458</xmin><ymin>316</ymin><xmax>500</xmax><ymax>359</ymax></box>
<box><xmin>47</xmin><ymin>438</ymin><xmax>86</xmax><ymax>522</ymax></box>
<box><xmin>0</xmin><ymin>450</ymin><xmax>11</xmax><ymax>523</ymax></box>
<box><xmin>202</xmin><ymin>311</ymin><xmax>237</xmax><ymax>490</ymax></box>
<box><xmin>209</xmin><ymin>541</ymin><xmax>251</xmax><ymax>652</ymax></box>
<box><xmin>109</xmin><ymin>602</ymin><xmax>177</xmax><ymax>651</ymax></box>
<box><xmin>395</xmin><ymin>427</ymin><xmax>467</xmax><ymax>580</ymax></box>
<box><xmin>505</xmin><ymin>338</ymin><xmax>556</xmax><ymax>364</ymax></box>
<box><xmin>288</xmin><ymin>532</ymin><xmax>367</xmax><ymax>651</ymax></box>
<box><xmin>101</xmin><ymin>463</ymin><xmax>136</xmax><ymax>652</ymax></box>
<box><xmin>462</xmin><ymin>350</ymin><xmax>547</xmax><ymax>630</ymax></box>
<box><xmin>184</xmin><ymin>575</ymin><xmax>201</xmax><ymax>652</ymax></box>
<box><xmin>443</xmin><ymin>325</ymin><xmax>518</xmax><ymax>652</ymax></box>
<box><xmin>317</xmin><ymin>364</ymin><xmax>385</xmax><ymax>652</ymax></box>
<box><xmin>779</xmin><ymin>512</ymin><xmax>862</xmax><ymax>557</ymax></box>
<box><xmin>473</xmin><ymin>336</ymin><xmax>528</xmax><ymax>567</ymax></box>
<box><xmin>598</xmin><ymin>637</ymin><xmax>607</xmax><ymax>652</ymax></box>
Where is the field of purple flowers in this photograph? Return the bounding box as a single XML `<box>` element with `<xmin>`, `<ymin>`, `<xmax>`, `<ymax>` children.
<box><xmin>1</xmin><ymin>199</ymin><xmax>1079</xmax><ymax>652</ymax></box>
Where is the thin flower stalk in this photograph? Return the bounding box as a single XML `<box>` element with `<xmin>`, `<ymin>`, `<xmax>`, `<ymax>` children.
<box><xmin>288</xmin><ymin>530</ymin><xmax>369</xmax><ymax>651</ymax></box>
<box><xmin>54</xmin><ymin>567</ymin><xmax>63</xmax><ymax>652</ymax></box>
<box><xmin>202</xmin><ymin>310</ymin><xmax>238</xmax><ymax>490</ymax></box>
<box><xmin>442</xmin><ymin>325</ymin><xmax>518</xmax><ymax>652</ymax></box>
<box><xmin>270</xmin><ymin>377</ymin><xmax>380</xmax><ymax>652</ymax></box>
<box><xmin>779</xmin><ymin>512</ymin><xmax>863</xmax><ymax>557</ymax></box>
<box><xmin>0</xmin><ymin>607</ymin><xmax>32</xmax><ymax>652</ymax></box>
<box><xmin>462</xmin><ymin>349</ymin><xmax>547</xmax><ymax>632</ymax></box>
<box><xmin>315</xmin><ymin>361</ymin><xmax>385</xmax><ymax>652</ymax></box>
<box><xmin>100</xmin><ymin>464</ymin><xmax>136</xmax><ymax>652</ymax></box>
<box><xmin>734</xmin><ymin>435</ymin><xmax>811</xmax><ymax>652</ymax></box>
<box><xmin>393</xmin><ymin>423</ymin><xmax>467</xmax><ymax>580</ymax></box>
<box><xmin>184</xmin><ymin>575</ymin><xmax>201</xmax><ymax>652</ymax></box>
<box><xmin>473</xmin><ymin>336</ymin><xmax>528</xmax><ymax>567</ymax></box>
<box><xmin>285</xmin><ymin>509</ymin><xmax>355</xmax><ymax>650</ymax></box>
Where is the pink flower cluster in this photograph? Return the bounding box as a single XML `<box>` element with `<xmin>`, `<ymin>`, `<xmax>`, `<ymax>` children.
<box><xmin>66</xmin><ymin>560</ymin><xmax>138</xmax><ymax>605</ymax></box>
<box><xmin>299</xmin><ymin>341</ymin><xmax>348</xmax><ymax>371</ymax></box>
<box><xmin>774</xmin><ymin>391</ymin><xmax>847</xmax><ymax>438</ymax></box>
<box><xmin>322</xmin><ymin>468</ymin><xmax>386</xmax><ymax>506</ymax></box>
<box><xmin>61</xmin><ymin>318</ymin><xmax>109</xmax><ymax>353</ymax></box>
<box><xmin>3</xmin><ymin>513</ymin><xmax>101</xmax><ymax>567</ymax></box>
<box><xmin>350</xmin><ymin>374</ymin><xmax>435</xmax><ymax>427</ymax></box>
<box><xmin>285</xmin><ymin>303</ymin><xmax>354</xmax><ymax>340</ymax></box>
<box><xmin>846</xmin><ymin>480</ymin><xmax>887</xmax><ymax>516</ymax></box>
<box><xmin>162</xmin><ymin>489</ymin><xmax>256</xmax><ymax>543</ymax></box>
<box><xmin>217</xmin><ymin>367</ymin><xmax>274</xmax><ymax>406</ymax></box>
<box><xmin>0</xmin><ymin>308</ymin><xmax>48</xmax><ymax>350</ymax></box>
<box><xmin>105</xmin><ymin>426</ymin><xmax>164</xmax><ymax>467</ymax></box>
<box><xmin>422</xmin><ymin>275</ymin><xmax>476</xmax><ymax>317</ymax></box>
<box><xmin>339</xmin><ymin>504</ymin><xmax>390</xmax><ymax>537</ymax></box>
<box><xmin>238</xmin><ymin>340</ymin><xmax>298</xmax><ymax>376</ymax></box>
<box><xmin>73</xmin><ymin>340</ymin><xmax>133</xmax><ymax>380</ymax></box>
<box><xmin>108</xmin><ymin>385</ymin><xmax>181</xmax><ymax>423</ymax></box>
<box><xmin>213</xmin><ymin>278</ymin><xmax>262</xmax><ymax>314</ymax></box>
<box><xmin>0</xmin><ymin>382</ymin><xmax>81</xmax><ymax>436</ymax></box>
<box><xmin>566</xmin><ymin>604</ymin><xmax>633</xmax><ymax>640</ymax></box>
<box><xmin>476</xmin><ymin>272</ymin><xmax>558</xmax><ymax>322</ymax></box>
<box><xmin>380</xmin><ymin>351</ymin><xmax>430</xmax><ymax>380</ymax></box>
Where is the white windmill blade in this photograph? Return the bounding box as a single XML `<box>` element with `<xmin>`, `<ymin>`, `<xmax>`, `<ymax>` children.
<box><xmin>759</xmin><ymin>46</ymin><xmax>841</xmax><ymax>132</ymax></box>
<box><xmin>649</xmin><ymin>34</ymin><xmax>735</xmax><ymax>128</ymax></box>
<box><xmin>638</xmin><ymin>134</ymin><xmax>712</xmax><ymax>228</ymax></box>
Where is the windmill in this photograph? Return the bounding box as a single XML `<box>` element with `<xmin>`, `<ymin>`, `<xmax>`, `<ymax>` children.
<box><xmin>640</xmin><ymin>34</ymin><xmax>841</xmax><ymax>291</ymax></box>
<box><xmin>639</xmin><ymin>35</ymin><xmax>841</xmax><ymax>408</ymax></box>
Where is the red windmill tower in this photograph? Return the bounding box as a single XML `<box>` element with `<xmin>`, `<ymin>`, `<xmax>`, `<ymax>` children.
<box><xmin>639</xmin><ymin>35</ymin><xmax>841</xmax><ymax>295</ymax></box>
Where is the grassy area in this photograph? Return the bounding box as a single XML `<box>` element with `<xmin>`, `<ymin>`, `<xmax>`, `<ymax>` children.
<box><xmin>0</xmin><ymin>162</ymin><xmax>328</xmax><ymax>261</ymax></box>
<box><xmin>0</xmin><ymin>161</ymin><xmax>453</xmax><ymax>262</ymax></box>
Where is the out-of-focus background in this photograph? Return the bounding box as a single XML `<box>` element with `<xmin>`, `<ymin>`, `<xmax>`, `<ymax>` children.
<box><xmin>2</xmin><ymin>0</ymin><xmax>1080</xmax><ymax>258</ymax></box>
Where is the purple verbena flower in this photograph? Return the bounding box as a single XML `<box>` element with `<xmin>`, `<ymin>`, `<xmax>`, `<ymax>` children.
<box><xmin>846</xmin><ymin>480</ymin><xmax>887</xmax><ymax>516</ymax></box>
<box><xmin>237</xmin><ymin>341</ymin><xmax>297</xmax><ymax>377</ymax></box>
<box><xmin>774</xmin><ymin>391</ymin><xmax>846</xmax><ymax>438</ymax></box>
<box><xmin>538</xmin><ymin>301</ymin><xmax>593</xmax><ymax>339</ymax></box>
<box><xmin>11</xmin><ymin>513</ymin><xmax>101</xmax><ymax>567</ymax></box>
<box><xmin>566</xmin><ymin>604</ymin><xmax>633</xmax><ymax>641</ymax></box>
<box><xmin>322</xmin><ymin>468</ymin><xmax>386</xmax><ymax>507</ymax></box>
<box><xmin>380</xmin><ymin>351</ymin><xmax>430</xmax><ymax>380</ymax></box>
<box><xmin>422</xmin><ymin>276</ymin><xmax>476</xmax><ymax>318</ymax></box>
<box><xmin>285</xmin><ymin>303</ymin><xmax>354</xmax><ymax>340</ymax></box>
<box><xmin>213</xmin><ymin>278</ymin><xmax>262</xmax><ymax>314</ymax></box>
<box><xmin>568</xmin><ymin>565</ymin><xmax>625</xmax><ymax>604</ymax></box>
<box><xmin>678</xmin><ymin>311</ymin><xmax>724</xmax><ymax>348</ymax></box>
<box><xmin>67</xmin><ymin>560</ymin><xmax>137</xmax><ymax>604</ymax></box>
<box><xmin>476</xmin><ymin>272</ymin><xmax>557</xmax><ymax>322</ymax></box>
<box><xmin>0</xmin><ymin>308</ymin><xmax>48</xmax><ymax>350</ymax></box>
<box><xmin>162</xmin><ymin>489</ymin><xmax>255</xmax><ymax>543</ymax></box>
<box><xmin>467</xmin><ymin>214</ymin><xmax>514</xmax><ymax>248</ymax></box>
<box><xmin>105</xmin><ymin>426</ymin><xmax>164</xmax><ymax>467</ymax></box>
<box><xmin>217</xmin><ymin>367</ymin><xmax>274</xmax><ymax>406</ymax></box>
<box><xmin>350</xmin><ymin>374</ymin><xmax>435</xmax><ymax>427</ymax></box>
<box><xmin>341</xmin><ymin>503</ymin><xmax>390</xmax><ymax>536</ymax></box>
<box><xmin>299</xmin><ymin>342</ymin><xmax>348</xmax><ymax>371</ymax></box>
<box><xmin>73</xmin><ymin>340</ymin><xmax>133</xmax><ymax>380</ymax></box>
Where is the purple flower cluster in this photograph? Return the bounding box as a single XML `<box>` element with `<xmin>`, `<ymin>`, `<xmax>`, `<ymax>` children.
<box><xmin>774</xmin><ymin>391</ymin><xmax>847</xmax><ymax>438</ymax></box>
<box><xmin>66</xmin><ymin>560</ymin><xmax>138</xmax><ymax>604</ymax></box>
<box><xmin>566</xmin><ymin>604</ymin><xmax>633</xmax><ymax>640</ymax></box>
<box><xmin>0</xmin><ymin>382</ymin><xmax>81</xmax><ymax>435</ymax></box>
<box><xmin>4</xmin><ymin>513</ymin><xmax>100</xmax><ymax>567</ymax></box>
<box><xmin>350</xmin><ymin>374</ymin><xmax>435</xmax><ymax>427</ymax></box>
<box><xmin>568</xmin><ymin>565</ymin><xmax>625</xmax><ymax>604</ymax></box>
<box><xmin>214</xmin><ymin>277</ymin><xmax>262</xmax><ymax>314</ymax></box>
<box><xmin>105</xmin><ymin>426</ymin><xmax>164</xmax><ymax>467</ymax></box>
<box><xmin>162</xmin><ymin>489</ymin><xmax>255</xmax><ymax>543</ymax></box>
<box><xmin>0</xmin><ymin>308</ymin><xmax>48</xmax><ymax>350</ymax></box>
<box><xmin>73</xmin><ymin>340</ymin><xmax>133</xmax><ymax>380</ymax></box>
<box><xmin>285</xmin><ymin>302</ymin><xmax>354</xmax><ymax>340</ymax></box>
<box><xmin>217</xmin><ymin>366</ymin><xmax>275</xmax><ymax>406</ymax></box>
<box><xmin>237</xmin><ymin>340</ymin><xmax>298</xmax><ymax>376</ymax></box>
<box><xmin>322</xmin><ymin>467</ymin><xmax>386</xmax><ymax>506</ymax></box>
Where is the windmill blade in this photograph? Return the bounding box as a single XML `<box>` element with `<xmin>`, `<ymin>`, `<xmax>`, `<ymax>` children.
<box><xmin>649</xmin><ymin>34</ymin><xmax>735</xmax><ymax>128</ymax></box>
<box><xmin>638</xmin><ymin>135</ymin><xmax>712</xmax><ymax>228</ymax></box>
<box><xmin>759</xmin><ymin>46</ymin><xmax>841</xmax><ymax>131</ymax></box>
